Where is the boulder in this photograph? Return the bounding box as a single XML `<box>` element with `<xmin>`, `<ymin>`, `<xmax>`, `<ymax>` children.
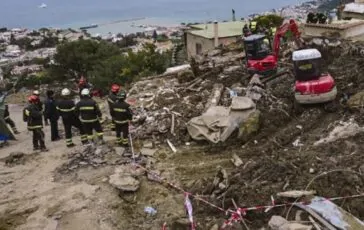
<box><xmin>108</xmin><ymin>174</ymin><xmax>140</xmax><ymax>192</ymax></box>
<box><xmin>238</xmin><ymin>110</ymin><xmax>261</xmax><ymax>142</ymax></box>
<box><xmin>347</xmin><ymin>91</ymin><xmax>364</xmax><ymax>109</ymax></box>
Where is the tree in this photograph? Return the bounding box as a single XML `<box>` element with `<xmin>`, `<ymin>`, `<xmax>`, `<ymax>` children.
<box><xmin>51</xmin><ymin>39</ymin><xmax>121</xmax><ymax>80</ymax></box>
<box><xmin>255</xmin><ymin>14</ymin><xmax>284</xmax><ymax>28</ymax></box>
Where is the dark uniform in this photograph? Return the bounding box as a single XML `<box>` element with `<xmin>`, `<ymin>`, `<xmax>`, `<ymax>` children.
<box><xmin>110</xmin><ymin>98</ymin><xmax>132</xmax><ymax>146</ymax></box>
<box><xmin>107</xmin><ymin>92</ymin><xmax>118</xmax><ymax>130</ymax></box>
<box><xmin>23</xmin><ymin>103</ymin><xmax>46</xmax><ymax>150</ymax></box>
<box><xmin>44</xmin><ymin>94</ymin><xmax>60</xmax><ymax>141</ymax></box>
<box><xmin>75</xmin><ymin>97</ymin><xmax>104</xmax><ymax>142</ymax></box>
<box><xmin>57</xmin><ymin>98</ymin><xmax>88</xmax><ymax>147</ymax></box>
<box><xmin>4</xmin><ymin>104</ymin><xmax>19</xmax><ymax>134</ymax></box>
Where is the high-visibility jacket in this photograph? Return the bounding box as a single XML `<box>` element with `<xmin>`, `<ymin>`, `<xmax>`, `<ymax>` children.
<box><xmin>270</xmin><ymin>27</ymin><xmax>277</xmax><ymax>36</ymax></box>
<box><xmin>23</xmin><ymin>104</ymin><xmax>43</xmax><ymax>130</ymax></box>
<box><xmin>250</xmin><ymin>21</ymin><xmax>257</xmax><ymax>30</ymax></box>
<box><xmin>75</xmin><ymin>98</ymin><xmax>102</xmax><ymax>123</ymax></box>
<box><xmin>110</xmin><ymin>100</ymin><xmax>132</xmax><ymax>124</ymax></box>
<box><xmin>57</xmin><ymin>99</ymin><xmax>78</xmax><ymax>121</ymax></box>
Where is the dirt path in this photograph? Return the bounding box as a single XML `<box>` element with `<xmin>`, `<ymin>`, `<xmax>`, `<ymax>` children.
<box><xmin>0</xmin><ymin>104</ymin><xmax>231</xmax><ymax>230</ymax></box>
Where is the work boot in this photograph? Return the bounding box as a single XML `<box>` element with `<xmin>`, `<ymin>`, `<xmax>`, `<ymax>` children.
<box><xmin>33</xmin><ymin>146</ymin><xmax>40</xmax><ymax>151</ymax></box>
<box><xmin>67</xmin><ymin>143</ymin><xmax>76</xmax><ymax>148</ymax></box>
<box><xmin>40</xmin><ymin>147</ymin><xmax>49</xmax><ymax>152</ymax></box>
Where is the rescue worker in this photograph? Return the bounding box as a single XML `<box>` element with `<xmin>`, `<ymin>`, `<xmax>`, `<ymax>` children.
<box><xmin>107</xmin><ymin>84</ymin><xmax>121</xmax><ymax>131</ymax></box>
<box><xmin>249</xmin><ymin>20</ymin><xmax>257</xmax><ymax>34</ymax></box>
<box><xmin>32</xmin><ymin>90</ymin><xmax>47</xmax><ymax>125</ymax></box>
<box><xmin>78</xmin><ymin>76</ymin><xmax>91</xmax><ymax>95</ymax></box>
<box><xmin>23</xmin><ymin>95</ymin><xmax>48</xmax><ymax>151</ymax></box>
<box><xmin>242</xmin><ymin>24</ymin><xmax>251</xmax><ymax>37</ymax></box>
<box><xmin>57</xmin><ymin>88</ymin><xmax>88</xmax><ymax>147</ymax></box>
<box><xmin>4</xmin><ymin>103</ymin><xmax>19</xmax><ymax>134</ymax></box>
<box><xmin>110</xmin><ymin>90</ymin><xmax>132</xmax><ymax>147</ymax></box>
<box><xmin>75</xmin><ymin>88</ymin><xmax>104</xmax><ymax>144</ymax></box>
<box><xmin>44</xmin><ymin>90</ymin><xmax>60</xmax><ymax>141</ymax></box>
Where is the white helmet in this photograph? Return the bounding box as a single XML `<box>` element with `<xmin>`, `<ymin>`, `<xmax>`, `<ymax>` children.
<box><xmin>33</xmin><ymin>90</ymin><xmax>40</xmax><ymax>96</ymax></box>
<box><xmin>81</xmin><ymin>88</ymin><xmax>90</xmax><ymax>96</ymax></box>
<box><xmin>61</xmin><ymin>88</ymin><xmax>71</xmax><ymax>96</ymax></box>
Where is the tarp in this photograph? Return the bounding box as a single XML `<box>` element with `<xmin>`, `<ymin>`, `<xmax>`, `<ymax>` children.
<box><xmin>0</xmin><ymin>93</ymin><xmax>16</xmax><ymax>141</ymax></box>
<box><xmin>187</xmin><ymin>97</ymin><xmax>256</xmax><ymax>143</ymax></box>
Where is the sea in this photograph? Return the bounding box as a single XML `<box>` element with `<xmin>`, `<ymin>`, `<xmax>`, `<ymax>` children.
<box><xmin>0</xmin><ymin>0</ymin><xmax>308</xmax><ymax>35</ymax></box>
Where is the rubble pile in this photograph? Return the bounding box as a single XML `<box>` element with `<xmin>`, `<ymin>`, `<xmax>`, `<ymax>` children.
<box><xmin>127</xmin><ymin>47</ymin><xmax>248</xmax><ymax>144</ymax></box>
<box><xmin>183</xmin><ymin>39</ymin><xmax>364</xmax><ymax>229</ymax></box>
<box><xmin>55</xmin><ymin>144</ymin><xmax>127</xmax><ymax>174</ymax></box>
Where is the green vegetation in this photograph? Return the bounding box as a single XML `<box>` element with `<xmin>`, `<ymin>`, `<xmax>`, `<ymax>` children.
<box><xmin>49</xmin><ymin>39</ymin><xmax>171</xmax><ymax>90</ymax></box>
<box><xmin>254</xmin><ymin>14</ymin><xmax>284</xmax><ymax>28</ymax></box>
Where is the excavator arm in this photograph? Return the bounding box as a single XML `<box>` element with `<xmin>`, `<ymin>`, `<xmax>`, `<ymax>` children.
<box><xmin>273</xmin><ymin>19</ymin><xmax>304</xmax><ymax>58</ymax></box>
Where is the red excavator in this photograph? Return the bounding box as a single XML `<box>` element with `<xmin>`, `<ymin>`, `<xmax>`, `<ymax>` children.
<box><xmin>243</xmin><ymin>19</ymin><xmax>337</xmax><ymax>106</ymax></box>
<box><xmin>244</xmin><ymin>19</ymin><xmax>303</xmax><ymax>75</ymax></box>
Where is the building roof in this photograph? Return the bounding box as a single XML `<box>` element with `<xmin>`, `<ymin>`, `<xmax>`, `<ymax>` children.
<box><xmin>188</xmin><ymin>21</ymin><xmax>245</xmax><ymax>39</ymax></box>
<box><xmin>344</xmin><ymin>3</ymin><xmax>364</xmax><ymax>14</ymax></box>
<box><xmin>292</xmin><ymin>49</ymin><xmax>321</xmax><ymax>61</ymax></box>
<box><xmin>304</xmin><ymin>20</ymin><xmax>364</xmax><ymax>30</ymax></box>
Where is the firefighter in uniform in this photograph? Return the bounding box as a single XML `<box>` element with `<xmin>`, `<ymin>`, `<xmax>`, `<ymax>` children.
<box><xmin>32</xmin><ymin>90</ymin><xmax>47</xmax><ymax>125</ymax></box>
<box><xmin>107</xmin><ymin>84</ymin><xmax>121</xmax><ymax>131</ymax></box>
<box><xmin>57</xmin><ymin>88</ymin><xmax>88</xmax><ymax>147</ymax></box>
<box><xmin>110</xmin><ymin>90</ymin><xmax>132</xmax><ymax>147</ymax></box>
<box><xmin>75</xmin><ymin>88</ymin><xmax>104</xmax><ymax>144</ymax></box>
<box><xmin>23</xmin><ymin>95</ymin><xmax>48</xmax><ymax>151</ymax></box>
<box><xmin>4</xmin><ymin>104</ymin><xmax>19</xmax><ymax>134</ymax></box>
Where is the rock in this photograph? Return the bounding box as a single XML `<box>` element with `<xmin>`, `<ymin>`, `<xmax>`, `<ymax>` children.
<box><xmin>360</xmin><ymin>164</ymin><xmax>364</xmax><ymax>174</ymax></box>
<box><xmin>231</xmin><ymin>154</ymin><xmax>243</xmax><ymax>167</ymax></box>
<box><xmin>114</xmin><ymin>147</ymin><xmax>125</xmax><ymax>156</ymax></box>
<box><xmin>208</xmin><ymin>49</ymin><xmax>222</xmax><ymax>57</ymax></box>
<box><xmin>231</xmin><ymin>97</ymin><xmax>255</xmax><ymax>110</ymax></box>
<box><xmin>177</xmin><ymin>69</ymin><xmax>195</xmax><ymax>83</ymax></box>
<box><xmin>223</xmin><ymin>65</ymin><xmax>241</xmax><ymax>74</ymax></box>
<box><xmin>147</xmin><ymin>170</ymin><xmax>162</xmax><ymax>182</ymax></box>
<box><xmin>238</xmin><ymin>110</ymin><xmax>261</xmax><ymax>142</ymax></box>
<box><xmin>269</xmin><ymin>216</ymin><xmax>289</xmax><ymax>230</ymax></box>
<box><xmin>143</xmin><ymin>142</ymin><xmax>154</xmax><ymax>149</ymax></box>
<box><xmin>4</xmin><ymin>151</ymin><xmax>26</xmax><ymax>165</ymax></box>
<box><xmin>114</xmin><ymin>164</ymin><xmax>145</xmax><ymax>177</ymax></box>
<box><xmin>210</xmin><ymin>224</ymin><xmax>219</xmax><ymax>230</ymax></box>
<box><xmin>309</xmin><ymin>168</ymin><xmax>315</xmax><ymax>174</ymax></box>
<box><xmin>279</xmin><ymin>223</ymin><xmax>313</xmax><ymax>230</ymax></box>
<box><xmin>141</xmin><ymin>148</ymin><xmax>157</xmax><ymax>157</ymax></box>
<box><xmin>172</xmin><ymin>218</ymin><xmax>191</xmax><ymax>230</ymax></box>
<box><xmin>347</xmin><ymin>91</ymin><xmax>364</xmax><ymax>109</ymax></box>
<box><xmin>108</xmin><ymin>175</ymin><xmax>140</xmax><ymax>192</ymax></box>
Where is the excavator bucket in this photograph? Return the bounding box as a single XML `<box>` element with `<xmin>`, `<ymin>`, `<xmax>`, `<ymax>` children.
<box><xmin>0</xmin><ymin>94</ymin><xmax>16</xmax><ymax>141</ymax></box>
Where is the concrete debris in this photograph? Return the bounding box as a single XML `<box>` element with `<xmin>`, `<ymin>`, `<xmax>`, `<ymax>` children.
<box><xmin>269</xmin><ymin>216</ymin><xmax>289</xmax><ymax>230</ymax></box>
<box><xmin>205</xmin><ymin>83</ymin><xmax>225</xmax><ymax>110</ymax></box>
<box><xmin>108</xmin><ymin>174</ymin><xmax>140</xmax><ymax>192</ymax></box>
<box><xmin>314</xmin><ymin>118</ymin><xmax>364</xmax><ymax>146</ymax></box>
<box><xmin>56</xmin><ymin>144</ymin><xmax>126</xmax><ymax>174</ymax></box>
<box><xmin>187</xmin><ymin>97</ymin><xmax>256</xmax><ymax>143</ymax></box>
<box><xmin>231</xmin><ymin>154</ymin><xmax>243</xmax><ymax>167</ymax></box>
<box><xmin>141</xmin><ymin>148</ymin><xmax>157</xmax><ymax>157</ymax></box>
<box><xmin>277</xmin><ymin>190</ymin><xmax>316</xmax><ymax>198</ymax></box>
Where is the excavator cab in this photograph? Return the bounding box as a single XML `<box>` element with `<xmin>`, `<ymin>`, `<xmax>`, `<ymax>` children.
<box><xmin>293</xmin><ymin>49</ymin><xmax>337</xmax><ymax>104</ymax></box>
<box><xmin>244</xmin><ymin>34</ymin><xmax>277</xmax><ymax>76</ymax></box>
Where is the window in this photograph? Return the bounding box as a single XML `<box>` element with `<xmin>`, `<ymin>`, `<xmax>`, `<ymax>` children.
<box><xmin>196</xmin><ymin>43</ymin><xmax>202</xmax><ymax>55</ymax></box>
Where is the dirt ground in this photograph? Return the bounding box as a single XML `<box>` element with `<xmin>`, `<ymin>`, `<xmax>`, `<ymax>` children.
<box><xmin>1</xmin><ymin>40</ymin><xmax>364</xmax><ymax>230</ymax></box>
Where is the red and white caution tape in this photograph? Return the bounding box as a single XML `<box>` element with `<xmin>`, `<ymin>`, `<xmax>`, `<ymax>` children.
<box><xmin>161</xmin><ymin>222</ymin><xmax>167</xmax><ymax>230</ymax></box>
<box><xmin>184</xmin><ymin>193</ymin><xmax>196</xmax><ymax>230</ymax></box>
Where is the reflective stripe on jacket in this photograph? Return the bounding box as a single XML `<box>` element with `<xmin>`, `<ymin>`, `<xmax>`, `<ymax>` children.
<box><xmin>110</xmin><ymin>100</ymin><xmax>132</xmax><ymax>125</ymax></box>
<box><xmin>75</xmin><ymin>98</ymin><xmax>102</xmax><ymax>123</ymax></box>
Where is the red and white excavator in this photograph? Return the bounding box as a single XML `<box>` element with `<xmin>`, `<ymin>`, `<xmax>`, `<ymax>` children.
<box><xmin>243</xmin><ymin>19</ymin><xmax>337</xmax><ymax>105</ymax></box>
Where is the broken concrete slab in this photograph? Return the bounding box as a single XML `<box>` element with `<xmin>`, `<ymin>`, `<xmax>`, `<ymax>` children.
<box><xmin>141</xmin><ymin>148</ymin><xmax>157</xmax><ymax>157</ymax></box>
<box><xmin>280</xmin><ymin>223</ymin><xmax>313</xmax><ymax>230</ymax></box>
<box><xmin>205</xmin><ymin>83</ymin><xmax>224</xmax><ymax>110</ymax></box>
<box><xmin>277</xmin><ymin>190</ymin><xmax>316</xmax><ymax>198</ymax></box>
<box><xmin>231</xmin><ymin>96</ymin><xmax>255</xmax><ymax>111</ymax></box>
<box><xmin>108</xmin><ymin>174</ymin><xmax>140</xmax><ymax>192</ymax></box>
